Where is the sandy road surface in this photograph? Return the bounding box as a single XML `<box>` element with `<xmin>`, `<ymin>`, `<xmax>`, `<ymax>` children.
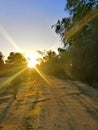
<box><xmin>0</xmin><ymin>76</ymin><xmax>98</xmax><ymax>130</ymax></box>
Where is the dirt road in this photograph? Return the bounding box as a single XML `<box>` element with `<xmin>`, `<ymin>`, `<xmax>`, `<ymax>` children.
<box><xmin>0</xmin><ymin>76</ymin><xmax>98</xmax><ymax>130</ymax></box>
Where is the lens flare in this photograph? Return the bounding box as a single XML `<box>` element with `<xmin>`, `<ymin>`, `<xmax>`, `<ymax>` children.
<box><xmin>34</xmin><ymin>67</ymin><xmax>51</xmax><ymax>85</ymax></box>
<box><xmin>64</xmin><ymin>10</ymin><xmax>98</xmax><ymax>40</ymax></box>
<box><xmin>0</xmin><ymin>67</ymin><xmax>27</xmax><ymax>89</ymax></box>
<box><xmin>0</xmin><ymin>25</ymin><xmax>23</xmax><ymax>52</ymax></box>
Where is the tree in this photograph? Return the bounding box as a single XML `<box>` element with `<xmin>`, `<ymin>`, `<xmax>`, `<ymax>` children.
<box><xmin>37</xmin><ymin>50</ymin><xmax>57</xmax><ymax>63</ymax></box>
<box><xmin>53</xmin><ymin>0</ymin><xmax>98</xmax><ymax>47</ymax></box>
<box><xmin>0</xmin><ymin>52</ymin><xmax>4</xmax><ymax>70</ymax></box>
<box><xmin>53</xmin><ymin>0</ymin><xmax>98</xmax><ymax>84</ymax></box>
<box><xmin>37</xmin><ymin>50</ymin><xmax>65</xmax><ymax>77</ymax></box>
<box><xmin>6</xmin><ymin>52</ymin><xmax>27</xmax><ymax>67</ymax></box>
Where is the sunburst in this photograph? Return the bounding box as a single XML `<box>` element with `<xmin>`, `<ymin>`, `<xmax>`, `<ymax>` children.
<box><xmin>26</xmin><ymin>53</ymin><xmax>38</xmax><ymax>68</ymax></box>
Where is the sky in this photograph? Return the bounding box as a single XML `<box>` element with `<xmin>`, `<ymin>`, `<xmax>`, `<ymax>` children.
<box><xmin>0</xmin><ymin>0</ymin><xmax>68</xmax><ymax>58</ymax></box>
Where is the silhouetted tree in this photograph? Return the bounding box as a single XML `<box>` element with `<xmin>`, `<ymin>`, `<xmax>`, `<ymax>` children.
<box><xmin>37</xmin><ymin>50</ymin><xmax>67</xmax><ymax>78</ymax></box>
<box><xmin>0</xmin><ymin>52</ymin><xmax>4</xmax><ymax>70</ymax></box>
<box><xmin>37</xmin><ymin>50</ymin><xmax>57</xmax><ymax>63</ymax></box>
<box><xmin>53</xmin><ymin>0</ymin><xmax>98</xmax><ymax>84</ymax></box>
<box><xmin>6</xmin><ymin>52</ymin><xmax>27</xmax><ymax>66</ymax></box>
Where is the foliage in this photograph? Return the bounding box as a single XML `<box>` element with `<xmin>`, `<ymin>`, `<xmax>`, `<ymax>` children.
<box><xmin>37</xmin><ymin>50</ymin><xmax>57</xmax><ymax>63</ymax></box>
<box><xmin>6</xmin><ymin>52</ymin><xmax>27</xmax><ymax>67</ymax></box>
<box><xmin>37</xmin><ymin>50</ymin><xmax>68</xmax><ymax>78</ymax></box>
<box><xmin>0</xmin><ymin>52</ymin><xmax>4</xmax><ymax>71</ymax></box>
<box><xmin>53</xmin><ymin>0</ymin><xmax>98</xmax><ymax>85</ymax></box>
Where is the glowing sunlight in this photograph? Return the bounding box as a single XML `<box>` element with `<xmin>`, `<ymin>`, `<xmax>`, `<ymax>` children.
<box><xmin>28</xmin><ymin>60</ymin><xmax>36</xmax><ymax>68</ymax></box>
<box><xmin>26</xmin><ymin>53</ymin><xmax>38</xmax><ymax>68</ymax></box>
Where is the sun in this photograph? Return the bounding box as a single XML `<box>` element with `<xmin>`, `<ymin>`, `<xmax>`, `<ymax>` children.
<box><xmin>28</xmin><ymin>59</ymin><xmax>36</xmax><ymax>68</ymax></box>
<box><xmin>25</xmin><ymin>53</ymin><xmax>38</xmax><ymax>68</ymax></box>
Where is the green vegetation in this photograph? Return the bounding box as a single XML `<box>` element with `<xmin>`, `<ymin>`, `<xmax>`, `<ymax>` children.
<box><xmin>38</xmin><ymin>0</ymin><xmax>98</xmax><ymax>87</ymax></box>
<box><xmin>37</xmin><ymin>50</ymin><xmax>68</xmax><ymax>79</ymax></box>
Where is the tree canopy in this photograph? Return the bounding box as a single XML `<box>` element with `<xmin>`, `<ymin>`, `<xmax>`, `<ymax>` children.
<box><xmin>52</xmin><ymin>0</ymin><xmax>98</xmax><ymax>84</ymax></box>
<box><xmin>0</xmin><ymin>52</ymin><xmax>4</xmax><ymax>70</ymax></box>
<box><xmin>6</xmin><ymin>52</ymin><xmax>27</xmax><ymax>66</ymax></box>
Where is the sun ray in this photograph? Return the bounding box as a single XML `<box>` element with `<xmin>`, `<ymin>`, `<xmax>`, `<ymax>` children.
<box><xmin>0</xmin><ymin>24</ymin><xmax>23</xmax><ymax>52</ymax></box>
<box><xmin>64</xmin><ymin>9</ymin><xmax>98</xmax><ymax>40</ymax></box>
<box><xmin>0</xmin><ymin>67</ymin><xmax>27</xmax><ymax>89</ymax></box>
<box><xmin>34</xmin><ymin>67</ymin><xmax>51</xmax><ymax>85</ymax></box>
